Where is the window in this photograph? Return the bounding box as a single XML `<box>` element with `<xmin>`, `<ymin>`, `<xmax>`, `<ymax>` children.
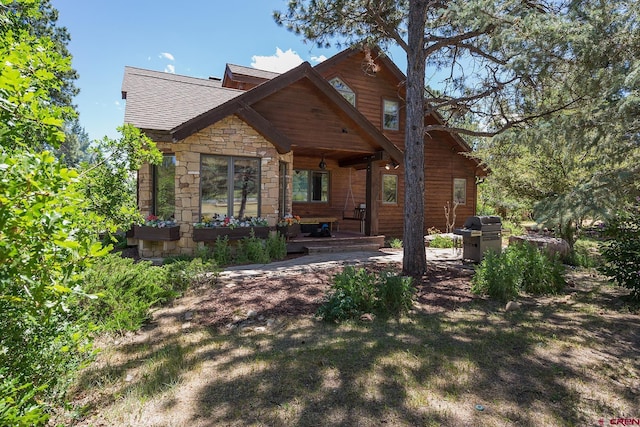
<box><xmin>153</xmin><ymin>154</ymin><xmax>175</xmax><ymax>219</ymax></box>
<box><xmin>293</xmin><ymin>169</ymin><xmax>329</xmax><ymax>203</ymax></box>
<box><xmin>200</xmin><ymin>155</ymin><xmax>260</xmax><ymax>218</ymax></box>
<box><xmin>383</xmin><ymin>99</ymin><xmax>400</xmax><ymax>130</ymax></box>
<box><xmin>453</xmin><ymin>178</ymin><xmax>467</xmax><ymax>205</ymax></box>
<box><xmin>382</xmin><ymin>174</ymin><xmax>398</xmax><ymax>204</ymax></box>
<box><xmin>329</xmin><ymin>77</ymin><xmax>356</xmax><ymax>106</ymax></box>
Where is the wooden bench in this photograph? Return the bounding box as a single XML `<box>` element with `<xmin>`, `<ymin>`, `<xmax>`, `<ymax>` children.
<box><xmin>298</xmin><ymin>217</ymin><xmax>338</xmax><ymax>232</ymax></box>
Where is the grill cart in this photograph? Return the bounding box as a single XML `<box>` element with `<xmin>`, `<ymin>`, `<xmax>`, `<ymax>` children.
<box><xmin>454</xmin><ymin>216</ymin><xmax>502</xmax><ymax>262</ymax></box>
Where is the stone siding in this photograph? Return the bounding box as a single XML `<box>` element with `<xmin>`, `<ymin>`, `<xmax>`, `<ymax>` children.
<box><xmin>137</xmin><ymin>115</ymin><xmax>293</xmax><ymax>257</ymax></box>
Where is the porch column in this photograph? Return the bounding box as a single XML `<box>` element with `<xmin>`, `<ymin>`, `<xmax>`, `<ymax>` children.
<box><xmin>365</xmin><ymin>159</ymin><xmax>380</xmax><ymax>236</ymax></box>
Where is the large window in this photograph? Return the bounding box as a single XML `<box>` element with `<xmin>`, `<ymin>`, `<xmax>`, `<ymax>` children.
<box><xmin>153</xmin><ymin>154</ymin><xmax>175</xmax><ymax>219</ymax></box>
<box><xmin>201</xmin><ymin>155</ymin><xmax>260</xmax><ymax>218</ymax></box>
<box><xmin>382</xmin><ymin>174</ymin><xmax>398</xmax><ymax>204</ymax></box>
<box><xmin>453</xmin><ymin>178</ymin><xmax>467</xmax><ymax>205</ymax></box>
<box><xmin>329</xmin><ymin>77</ymin><xmax>356</xmax><ymax>106</ymax></box>
<box><xmin>383</xmin><ymin>99</ymin><xmax>400</xmax><ymax>130</ymax></box>
<box><xmin>293</xmin><ymin>169</ymin><xmax>329</xmax><ymax>203</ymax></box>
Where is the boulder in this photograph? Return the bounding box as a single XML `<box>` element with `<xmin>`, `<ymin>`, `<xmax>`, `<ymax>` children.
<box><xmin>508</xmin><ymin>234</ymin><xmax>570</xmax><ymax>259</ymax></box>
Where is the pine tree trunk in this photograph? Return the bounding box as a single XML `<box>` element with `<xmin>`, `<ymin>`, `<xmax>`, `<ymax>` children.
<box><xmin>403</xmin><ymin>0</ymin><xmax>428</xmax><ymax>277</ymax></box>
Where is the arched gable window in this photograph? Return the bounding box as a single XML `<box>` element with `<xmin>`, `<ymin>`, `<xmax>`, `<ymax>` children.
<box><xmin>329</xmin><ymin>77</ymin><xmax>356</xmax><ymax>107</ymax></box>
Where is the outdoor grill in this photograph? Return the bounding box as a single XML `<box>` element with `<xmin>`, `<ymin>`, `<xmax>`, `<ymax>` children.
<box><xmin>454</xmin><ymin>215</ymin><xmax>502</xmax><ymax>262</ymax></box>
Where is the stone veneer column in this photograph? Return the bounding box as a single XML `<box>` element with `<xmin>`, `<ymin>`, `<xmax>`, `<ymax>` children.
<box><xmin>137</xmin><ymin>115</ymin><xmax>293</xmax><ymax>257</ymax></box>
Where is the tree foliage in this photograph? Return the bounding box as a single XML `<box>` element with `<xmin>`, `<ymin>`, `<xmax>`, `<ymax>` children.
<box><xmin>0</xmin><ymin>1</ymin><xmax>159</xmax><ymax>422</ymax></box>
<box><xmin>476</xmin><ymin>0</ymin><xmax>640</xmax><ymax>240</ymax></box>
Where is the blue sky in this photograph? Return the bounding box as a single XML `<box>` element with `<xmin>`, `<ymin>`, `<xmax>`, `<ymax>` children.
<box><xmin>52</xmin><ymin>1</ymin><xmax>409</xmax><ymax>142</ymax></box>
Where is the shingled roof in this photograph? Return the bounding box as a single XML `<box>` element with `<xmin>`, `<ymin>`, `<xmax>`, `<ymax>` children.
<box><xmin>121</xmin><ymin>67</ymin><xmax>243</xmax><ymax>131</ymax></box>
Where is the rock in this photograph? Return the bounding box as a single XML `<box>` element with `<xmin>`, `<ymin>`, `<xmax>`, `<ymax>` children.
<box><xmin>183</xmin><ymin>311</ymin><xmax>193</xmax><ymax>321</ymax></box>
<box><xmin>505</xmin><ymin>301</ymin><xmax>521</xmax><ymax>312</ymax></box>
<box><xmin>360</xmin><ymin>313</ymin><xmax>375</xmax><ymax>322</ymax></box>
<box><xmin>508</xmin><ymin>235</ymin><xmax>570</xmax><ymax>259</ymax></box>
<box><xmin>125</xmin><ymin>374</ymin><xmax>134</xmax><ymax>382</ymax></box>
<box><xmin>247</xmin><ymin>309</ymin><xmax>258</xmax><ymax>318</ymax></box>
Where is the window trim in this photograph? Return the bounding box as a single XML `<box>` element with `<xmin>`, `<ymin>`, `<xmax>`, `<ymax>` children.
<box><xmin>292</xmin><ymin>169</ymin><xmax>330</xmax><ymax>203</ymax></box>
<box><xmin>329</xmin><ymin>76</ymin><xmax>356</xmax><ymax>107</ymax></box>
<box><xmin>382</xmin><ymin>174</ymin><xmax>398</xmax><ymax>205</ymax></box>
<box><xmin>453</xmin><ymin>178</ymin><xmax>467</xmax><ymax>205</ymax></box>
<box><xmin>199</xmin><ymin>154</ymin><xmax>262</xmax><ymax>218</ymax></box>
<box><xmin>382</xmin><ymin>98</ymin><xmax>400</xmax><ymax>131</ymax></box>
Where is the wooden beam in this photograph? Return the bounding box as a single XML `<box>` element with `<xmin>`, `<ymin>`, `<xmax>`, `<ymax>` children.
<box><xmin>338</xmin><ymin>151</ymin><xmax>385</xmax><ymax>168</ymax></box>
<box><xmin>235</xmin><ymin>102</ymin><xmax>292</xmax><ymax>154</ymax></box>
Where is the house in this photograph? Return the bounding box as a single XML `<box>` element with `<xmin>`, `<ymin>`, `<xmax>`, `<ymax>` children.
<box><xmin>121</xmin><ymin>46</ymin><xmax>486</xmax><ymax>257</ymax></box>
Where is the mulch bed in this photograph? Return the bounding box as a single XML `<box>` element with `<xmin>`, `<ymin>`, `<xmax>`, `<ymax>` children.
<box><xmin>191</xmin><ymin>261</ymin><xmax>476</xmax><ymax>329</ymax></box>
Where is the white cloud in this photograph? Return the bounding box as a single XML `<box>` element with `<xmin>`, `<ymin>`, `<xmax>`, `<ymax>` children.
<box><xmin>159</xmin><ymin>52</ymin><xmax>175</xmax><ymax>61</ymax></box>
<box><xmin>164</xmin><ymin>64</ymin><xmax>175</xmax><ymax>74</ymax></box>
<box><xmin>311</xmin><ymin>55</ymin><xmax>327</xmax><ymax>63</ymax></box>
<box><xmin>251</xmin><ymin>47</ymin><xmax>303</xmax><ymax>73</ymax></box>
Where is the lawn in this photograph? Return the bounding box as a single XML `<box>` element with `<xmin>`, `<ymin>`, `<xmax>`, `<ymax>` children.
<box><xmin>54</xmin><ymin>261</ymin><xmax>639</xmax><ymax>427</ymax></box>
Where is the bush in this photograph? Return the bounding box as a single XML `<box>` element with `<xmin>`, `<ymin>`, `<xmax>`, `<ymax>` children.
<box><xmin>317</xmin><ymin>266</ymin><xmax>414</xmax><ymax>322</ymax></box>
<box><xmin>74</xmin><ymin>253</ymin><xmax>217</xmax><ymax>332</ymax></box>
<box><xmin>235</xmin><ymin>230</ymin><xmax>270</xmax><ymax>264</ymax></box>
<box><xmin>212</xmin><ymin>236</ymin><xmax>232</xmax><ymax>266</ymax></box>
<box><xmin>599</xmin><ymin>202</ymin><xmax>640</xmax><ymax>299</ymax></box>
<box><xmin>566</xmin><ymin>238</ymin><xmax>602</xmax><ymax>268</ymax></box>
<box><xmin>0</xmin><ymin>371</ymin><xmax>48</xmax><ymax>427</ymax></box>
<box><xmin>429</xmin><ymin>235</ymin><xmax>455</xmax><ymax>248</ymax></box>
<box><xmin>471</xmin><ymin>243</ymin><xmax>565</xmax><ymax>301</ymax></box>
<box><xmin>265</xmin><ymin>233</ymin><xmax>287</xmax><ymax>261</ymax></box>
<box><xmin>388</xmin><ymin>238</ymin><xmax>403</xmax><ymax>249</ymax></box>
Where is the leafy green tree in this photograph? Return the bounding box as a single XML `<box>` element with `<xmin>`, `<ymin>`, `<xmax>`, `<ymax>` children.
<box><xmin>275</xmin><ymin>0</ymin><xmax>582</xmax><ymax>275</ymax></box>
<box><xmin>0</xmin><ymin>1</ymin><xmax>132</xmax><ymax>422</ymax></box>
<box><xmin>77</xmin><ymin>124</ymin><xmax>162</xmax><ymax>231</ymax></box>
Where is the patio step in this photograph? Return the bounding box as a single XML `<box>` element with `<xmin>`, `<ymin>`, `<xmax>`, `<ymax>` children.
<box><xmin>305</xmin><ymin>242</ymin><xmax>382</xmax><ymax>254</ymax></box>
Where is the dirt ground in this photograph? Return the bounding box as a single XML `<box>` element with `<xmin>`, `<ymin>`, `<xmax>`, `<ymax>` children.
<box><xmin>55</xmin><ymin>250</ymin><xmax>640</xmax><ymax>427</ymax></box>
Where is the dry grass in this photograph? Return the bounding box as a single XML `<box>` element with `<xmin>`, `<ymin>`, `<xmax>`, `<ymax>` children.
<box><xmin>53</xmin><ymin>267</ymin><xmax>640</xmax><ymax>427</ymax></box>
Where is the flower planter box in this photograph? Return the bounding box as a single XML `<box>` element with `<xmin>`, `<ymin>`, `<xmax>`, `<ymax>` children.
<box><xmin>133</xmin><ymin>225</ymin><xmax>180</xmax><ymax>241</ymax></box>
<box><xmin>276</xmin><ymin>223</ymin><xmax>301</xmax><ymax>239</ymax></box>
<box><xmin>193</xmin><ymin>226</ymin><xmax>270</xmax><ymax>242</ymax></box>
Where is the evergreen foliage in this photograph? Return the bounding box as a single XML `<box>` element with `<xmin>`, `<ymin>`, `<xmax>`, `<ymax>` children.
<box><xmin>599</xmin><ymin>200</ymin><xmax>640</xmax><ymax>299</ymax></box>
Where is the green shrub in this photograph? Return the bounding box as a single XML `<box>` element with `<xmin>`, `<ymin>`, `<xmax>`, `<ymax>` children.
<box><xmin>212</xmin><ymin>236</ymin><xmax>232</xmax><ymax>266</ymax></box>
<box><xmin>235</xmin><ymin>230</ymin><xmax>270</xmax><ymax>264</ymax></box>
<box><xmin>599</xmin><ymin>202</ymin><xmax>640</xmax><ymax>299</ymax></box>
<box><xmin>163</xmin><ymin>257</ymin><xmax>218</xmax><ymax>291</ymax></box>
<box><xmin>429</xmin><ymin>235</ymin><xmax>455</xmax><ymax>248</ymax></box>
<box><xmin>471</xmin><ymin>249</ymin><xmax>521</xmax><ymax>301</ymax></box>
<box><xmin>566</xmin><ymin>238</ymin><xmax>602</xmax><ymax>268</ymax></box>
<box><xmin>74</xmin><ymin>254</ymin><xmax>170</xmax><ymax>332</ymax></box>
<box><xmin>0</xmin><ymin>371</ymin><xmax>48</xmax><ymax>427</ymax></box>
<box><xmin>376</xmin><ymin>271</ymin><xmax>414</xmax><ymax>315</ymax></box>
<box><xmin>265</xmin><ymin>233</ymin><xmax>287</xmax><ymax>261</ymax></box>
<box><xmin>471</xmin><ymin>243</ymin><xmax>565</xmax><ymax>301</ymax></box>
<box><xmin>317</xmin><ymin>266</ymin><xmax>414</xmax><ymax>321</ymax></box>
<box><xmin>502</xmin><ymin>220</ymin><xmax>525</xmax><ymax>236</ymax></box>
<box><xmin>388</xmin><ymin>238</ymin><xmax>403</xmax><ymax>249</ymax></box>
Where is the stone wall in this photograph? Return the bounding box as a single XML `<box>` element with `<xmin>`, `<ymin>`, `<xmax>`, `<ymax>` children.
<box><xmin>137</xmin><ymin>115</ymin><xmax>293</xmax><ymax>257</ymax></box>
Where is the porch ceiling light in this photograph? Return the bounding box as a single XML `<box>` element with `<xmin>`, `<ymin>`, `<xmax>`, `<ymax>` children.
<box><xmin>385</xmin><ymin>161</ymin><xmax>399</xmax><ymax>170</ymax></box>
<box><xmin>319</xmin><ymin>154</ymin><xmax>327</xmax><ymax>170</ymax></box>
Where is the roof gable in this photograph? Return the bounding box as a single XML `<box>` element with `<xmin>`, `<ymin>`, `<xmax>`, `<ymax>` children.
<box><xmin>171</xmin><ymin>62</ymin><xmax>404</xmax><ymax>164</ymax></box>
<box><xmin>222</xmin><ymin>64</ymin><xmax>281</xmax><ymax>90</ymax></box>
